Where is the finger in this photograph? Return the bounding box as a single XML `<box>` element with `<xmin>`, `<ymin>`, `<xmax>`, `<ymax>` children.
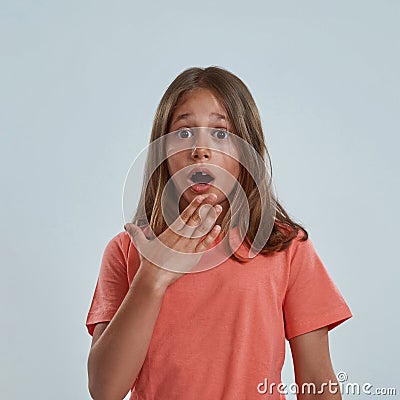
<box><xmin>168</xmin><ymin>195</ymin><xmax>205</xmax><ymax>232</ymax></box>
<box><xmin>184</xmin><ymin>194</ymin><xmax>217</xmax><ymax>229</ymax></box>
<box><xmin>195</xmin><ymin>224</ymin><xmax>222</xmax><ymax>252</ymax></box>
<box><xmin>179</xmin><ymin>197</ymin><xmax>219</xmax><ymax>239</ymax></box>
<box><xmin>191</xmin><ymin>204</ymin><xmax>223</xmax><ymax>238</ymax></box>
<box><xmin>170</xmin><ymin>194</ymin><xmax>216</xmax><ymax>232</ymax></box>
<box><xmin>124</xmin><ymin>223</ymin><xmax>148</xmax><ymax>249</ymax></box>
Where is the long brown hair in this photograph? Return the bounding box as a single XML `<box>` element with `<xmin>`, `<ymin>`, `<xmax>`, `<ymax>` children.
<box><xmin>132</xmin><ymin>66</ymin><xmax>308</xmax><ymax>262</ymax></box>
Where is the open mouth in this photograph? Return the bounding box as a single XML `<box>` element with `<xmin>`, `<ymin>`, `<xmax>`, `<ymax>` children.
<box><xmin>190</xmin><ymin>171</ymin><xmax>215</xmax><ymax>184</ymax></box>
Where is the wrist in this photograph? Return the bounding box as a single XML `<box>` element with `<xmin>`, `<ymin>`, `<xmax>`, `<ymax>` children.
<box><xmin>134</xmin><ymin>260</ymin><xmax>170</xmax><ymax>296</ymax></box>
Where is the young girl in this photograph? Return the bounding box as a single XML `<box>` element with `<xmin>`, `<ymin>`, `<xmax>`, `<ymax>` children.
<box><xmin>86</xmin><ymin>66</ymin><xmax>352</xmax><ymax>400</ymax></box>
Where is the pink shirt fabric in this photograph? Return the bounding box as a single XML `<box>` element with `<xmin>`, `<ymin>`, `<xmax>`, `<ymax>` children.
<box><xmin>86</xmin><ymin>227</ymin><xmax>352</xmax><ymax>399</ymax></box>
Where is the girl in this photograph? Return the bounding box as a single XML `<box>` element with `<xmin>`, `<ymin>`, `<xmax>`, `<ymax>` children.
<box><xmin>86</xmin><ymin>66</ymin><xmax>352</xmax><ymax>400</ymax></box>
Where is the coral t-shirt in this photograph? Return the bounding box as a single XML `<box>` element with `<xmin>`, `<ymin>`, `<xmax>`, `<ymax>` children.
<box><xmin>86</xmin><ymin>227</ymin><xmax>352</xmax><ymax>400</ymax></box>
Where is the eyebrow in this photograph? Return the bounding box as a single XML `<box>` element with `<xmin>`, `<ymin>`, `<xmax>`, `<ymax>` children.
<box><xmin>172</xmin><ymin>112</ymin><xmax>226</xmax><ymax>124</ymax></box>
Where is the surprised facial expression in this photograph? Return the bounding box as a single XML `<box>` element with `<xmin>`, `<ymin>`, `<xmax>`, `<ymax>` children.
<box><xmin>166</xmin><ymin>88</ymin><xmax>241</xmax><ymax>210</ymax></box>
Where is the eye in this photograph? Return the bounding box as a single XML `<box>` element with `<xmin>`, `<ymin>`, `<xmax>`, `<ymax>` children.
<box><xmin>212</xmin><ymin>129</ymin><xmax>229</xmax><ymax>140</ymax></box>
<box><xmin>175</xmin><ymin>129</ymin><xmax>193</xmax><ymax>139</ymax></box>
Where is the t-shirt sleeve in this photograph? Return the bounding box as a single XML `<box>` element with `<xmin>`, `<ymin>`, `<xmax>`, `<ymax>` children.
<box><xmin>86</xmin><ymin>233</ymin><xmax>130</xmax><ymax>336</ymax></box>
<box><xmin>283</xmin><ymin>235</ymin><xmax>352</xmax><ymax>340</ymax></box>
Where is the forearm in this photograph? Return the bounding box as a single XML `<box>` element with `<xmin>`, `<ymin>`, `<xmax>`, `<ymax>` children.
<box><xmin>290</xmin><ymin>327</ymin><xmax>343</xmax><ymax>400</ymax></box>
<box><xmin>88</xmin><ymin>265</ymin><xmax>167</xmax><ymax>400</ymax></box>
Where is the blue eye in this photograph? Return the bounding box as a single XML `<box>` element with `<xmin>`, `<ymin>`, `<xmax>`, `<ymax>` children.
<box><xmin>212</xmin><ymin>129</ymin><xmax>229</xmax><ymax>140</ymax></box>
<box><xmin>176</xmin><ymin>129</ymin><xmax>193</xmax><ymax>139</ymax></box>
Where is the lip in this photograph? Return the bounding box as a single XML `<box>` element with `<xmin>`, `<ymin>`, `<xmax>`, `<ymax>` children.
<box><xmin>189</xmin><ymin>183</ymin><xmax>213</xmax><ymax>194</ymax></box>
<box><xmin>187</xmin><ymin>166</ymin><xmax>216</xmax><ymax>181</ymax></box>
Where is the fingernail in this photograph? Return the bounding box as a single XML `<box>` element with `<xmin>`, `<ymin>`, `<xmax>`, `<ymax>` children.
<box><xmin>196</xmin><ymin>196</ymin><xmax>205</xmax><ymax>202</ymax></box>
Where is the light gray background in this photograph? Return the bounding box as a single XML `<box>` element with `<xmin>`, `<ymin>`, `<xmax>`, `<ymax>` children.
<box><xmin>1</xmin><ymin>1</ymin><xmax>399</xmax><ymax>399</ymax></box>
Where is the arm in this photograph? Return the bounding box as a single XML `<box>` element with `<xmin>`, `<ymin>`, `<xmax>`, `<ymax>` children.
<box><xmin>87</xmin><ymin>263</ymin><xmax>167</xmax><ymax>400</ymax></box>
<box><xmin>87</xmin><ymin>194</ymin><xmax>222</xmax><ymax>400</ymax></box>
<box><xmin>289</xmin><ymin>327</ymin><xmax>342</xmax><ymax>400</ymax></box>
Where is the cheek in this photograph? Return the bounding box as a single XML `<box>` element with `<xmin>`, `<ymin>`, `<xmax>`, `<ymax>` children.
<box><xmin>166</xmin><ymin>156</ymin><xmax>187</xmax><ymax>186</ymax></box>
<box><xmin>234</xmin><ymin>159</ymin><xmax>241</xmax><ymax>176</ymax></box>
<box><xmin>216</xmin><ymin>157</ymin><xmax>241</xmax><ymax>196</ymax></box>
<box><xmin>224</xmin><ymin>145</ymin><xmax>240</xmax><ymax>176</ymax></box>
<box><xmin>225</xmin><ymin>156</ymin><xmax>241</xmax><ymax>179</ymax></box>
<box><xmin>167</xmin><ymin>156</ymin><xmax>179</xmax><ymax>176</ymax></box>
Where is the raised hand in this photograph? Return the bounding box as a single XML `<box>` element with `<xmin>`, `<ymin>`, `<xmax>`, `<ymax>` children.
<box><xmin>124</xmin><ymin>193</ymin><xmax>222</xmax><ymax>289</ymax></box>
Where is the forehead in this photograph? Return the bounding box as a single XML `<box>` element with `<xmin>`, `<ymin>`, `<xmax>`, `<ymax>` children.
<box><xmin>171</xmin><ymin>88</ymin><xmax>227</xmax><ymax>119</ymax></box>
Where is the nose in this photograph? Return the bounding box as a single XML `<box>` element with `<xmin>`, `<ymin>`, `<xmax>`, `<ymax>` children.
<box><xmin>191</xmin><ymin>146</ymin><xmax>211</xmax><ymax>160</ymax></box>
<box><xmin>191</xmin><ymin>132</ymin><xmax>211</xmax><ymax>160</ymax></box>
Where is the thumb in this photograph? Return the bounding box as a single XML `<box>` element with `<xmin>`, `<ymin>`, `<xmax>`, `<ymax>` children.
<box><xmin>124</xmin><ymin>223</ymin><xmax>147</xmax><ymax>248</ymax></box>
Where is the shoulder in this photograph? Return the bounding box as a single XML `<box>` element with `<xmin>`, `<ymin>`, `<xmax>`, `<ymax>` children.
<box><xmin>288</xmin><ymin>230</ymin><xmax>313</xmax><ymax>259</ymax></box>
<box><xmin>104</xmin><ymin>228</ymin><xmax>146</xmax><ymax>281</ymax></box>
<box><xmin>105</xmin><ymin>225</ymin><xmax>150</xmax><ymax>256</ymax></box>
<box><xmin>103</xmin><ymin>231</ymin><xmax>130</xmax><ymax>257</ymax></box>
<box><xmin>271</xmin><ymin>221</ymin><xmax>311</xmax><ymax>260</ymax></box>
<box><xmin>100</xmin><ymin>230</ymin><xmax>139</xmax><ymax>271</ymax></box>
<box><xmin>269</xmin><ymin>226</ymin><xmax>315</xmax><ymax>282</ymax></box>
